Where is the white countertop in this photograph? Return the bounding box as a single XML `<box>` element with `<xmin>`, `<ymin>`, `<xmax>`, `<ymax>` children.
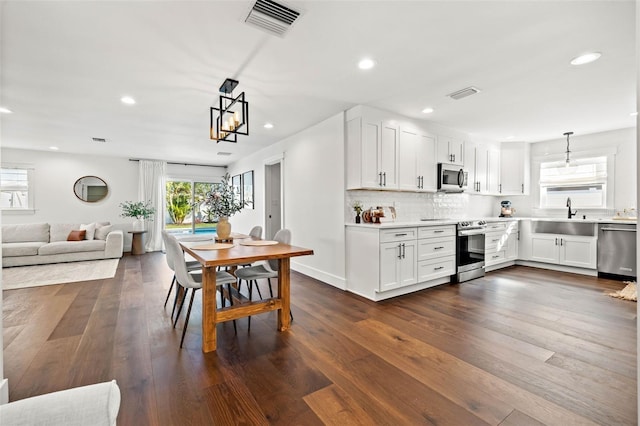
<box><xmin>345</xmin><ymin>216</ymin><xmax>637</xmax><ymax>228</ymax></box>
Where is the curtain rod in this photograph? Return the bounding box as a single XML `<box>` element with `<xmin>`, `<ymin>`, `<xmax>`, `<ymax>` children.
<box><xmin>128</xmin><ymin>158</ymin><xmax>226</xmax><ymax>168</ymax></box>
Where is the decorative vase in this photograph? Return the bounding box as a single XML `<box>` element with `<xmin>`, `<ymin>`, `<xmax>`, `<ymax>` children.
<box><xmin>133</xmin><ymin>218</ymin><xmax>145</xmax><ymax>232</ymax></box>
<box><xmin>355</xmin><ymin>214</ymin><xmax>361</xmax><ymax>224</ymax></box>
<box><xmin>217</xmin><ymin>216</ymin><xmax>231</xmax><ymax>239</ymax></box>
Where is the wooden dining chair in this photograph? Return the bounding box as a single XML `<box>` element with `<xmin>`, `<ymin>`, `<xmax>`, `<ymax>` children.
<box><xmin>165</xmin><ymin>232</ymin><xmax>237</xmax><ymax>348</ymax></box>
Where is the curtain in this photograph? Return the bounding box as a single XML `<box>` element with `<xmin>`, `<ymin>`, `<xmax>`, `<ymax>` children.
<box><xmin>139</xmin><ymin>160</ymin><xmax>167</xmax><ymax>252</ymax></box>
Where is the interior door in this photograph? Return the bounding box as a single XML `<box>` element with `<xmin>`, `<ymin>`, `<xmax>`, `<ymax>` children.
<box><xmin>265</xmin><ymin>162</ymin><xmax>282</xmax><ymax>240</ymax></box>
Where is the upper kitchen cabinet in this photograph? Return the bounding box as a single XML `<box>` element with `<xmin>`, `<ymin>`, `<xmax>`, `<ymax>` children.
<box><xmin>398</xmin><ymin>128</ymin><xmax>437</xmax><ymax>192</ymax></box>
<box><xmin>437</xmin><ymin>137</ymin><xmax>464</xmax><ymax>166</ymax></box>
<box><xmin>466</xmin><ymin>141</ymin><xmax>500</xmax><ymax>195</ymax></box>
<box><xmin>499</xmin><ymin>142</ymin><xmax>530</xmax><ymax>195</ymax></box>
<box><xmin>346</xmin><ymin>109</ymin><xmax>398</xmax><ymax>190</ymax></box>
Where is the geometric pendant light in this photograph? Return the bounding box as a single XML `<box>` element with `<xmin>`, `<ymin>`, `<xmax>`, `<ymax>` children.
<box><xmin>210</xmin><ymin>78</ymin><xmax>249</xmax><ymax>143</ymax></box>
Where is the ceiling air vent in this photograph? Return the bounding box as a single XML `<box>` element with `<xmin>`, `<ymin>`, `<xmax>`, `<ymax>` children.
<box><xmin>91</xmin><ymin>137</ymin><xmax>107</xmax><ymax>143</ymax></box>
<box><xmin>245</xmin><ymin>0</ymin><xmax>301</xmax><ymax>37</ymax></box>
<box><xmin>447</xmin><ymin>86</ymin><xmax>481</xmax><ymax>100</ymax></box>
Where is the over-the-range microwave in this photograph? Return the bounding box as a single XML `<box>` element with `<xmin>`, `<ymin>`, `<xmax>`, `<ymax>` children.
<box><xmin>437</xmin><ymin>163</ymin><xmax>468</xmax><ymax>193</ymax></box>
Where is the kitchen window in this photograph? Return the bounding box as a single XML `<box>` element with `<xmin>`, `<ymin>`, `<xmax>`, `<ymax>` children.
<box><xmin>1</xmin><ymin>166</ymin><xmax>35</xmax><ymax>212</ymax></box>
<box><xmin>539</xmin><ymin>155</ymin><xmax>609</xmax><ymax>209</ymax></box>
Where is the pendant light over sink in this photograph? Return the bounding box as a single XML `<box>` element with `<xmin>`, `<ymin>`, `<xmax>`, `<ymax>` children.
<box><xmin>564</xmin><ymin>131</ymin><xmax>574</xmax><ymax>166</ymax></box>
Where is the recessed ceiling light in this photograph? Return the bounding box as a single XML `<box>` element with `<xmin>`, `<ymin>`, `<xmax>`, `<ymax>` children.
<box><xmin>120</xmin><ymin>96</ymin><xmax>136</xmax><ymax>105</ymax></box>
<box><xmin>49</xmin><ymin>146</ymin><xmax>59</xmax><ymax>150</ymax></box>
<box><xmin>0</xmin><ymin>107</ymin><xmax>13</xmax><ymax>113</ymax></box>
<box><xmin>264</xmin><ymin>123</ymin><xmax>274</xmax><ymax>129</ymax></box>
<box><xmin>358</xmin><ymin>58</ymin><xmax>376</xmax><ymax>70</ymax></box>
<box><xmin>505</xmin><ymin>136</ymin><xmax>514</xmax><ymax>140</ymax></box>
<box><xmin>217</xmin><ymin>152</ymin><xmax>232</xmax><ymax>156</ymax></box>
<box><xmin>570</xmin><ymin>52</ymin><xmax>601</xmax><ymax>66</ymax></box>
<box><xmin>631</xmin><ymin>112</ymin><xmax>638</xmax><ymax>116</ymax></box>
<box><xmin>421</xmin><ymin>107</ymin><xmax>434</xmax><ymax>114</ymax></box>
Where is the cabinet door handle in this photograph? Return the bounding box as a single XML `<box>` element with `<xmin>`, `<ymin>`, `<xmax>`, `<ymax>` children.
<box><xmin>492</xmin><ymin>255</ymin><xmax>500</xmax><ymax>259</ymax></box>
<box><xmin>433</xmin><ymin>230</ymin><xmax>445</xmax><ymax>233</ymax></box>
<box><xmin>402</xmin><ymin>243</ymin><xmax>406</xmax><ymax>259</ymax></box>
<box><xmin>491</xmin><ymin>239</ymin><xmax>500</xmax><ymax>243</ymax></box>
<box><xmin>499</xmin><ymin>183</ymin><xmax>502</xmax><ymax>193</ymax></box>
<box><xmin>560</xmin><ymin>238</ymin><xmax>563</xmax><ymax>246</ymax></box>
<box><xmin>555</xmin><ymin>238</ymin><xmax>558</xmax><ymax>245</ymax></box>
<box><xmin>379</xmin><ymin>172</ymin><xmax>382</xmax><ymax>186</ymax></box>
<box><xmin>395</xmin><ymin>233</ymin><xmax>407</xmax><ymax>237</ymax></box>
<box><xmin>383</xmin><ymin>172</ymin><xmax>386</xmax><ymax>186</ymax></box>
<box><xmin>398</xmin><ymin>244</ymin><xmax>402</xmax><ymax>259</ymax></box>
<box><xmin>517</xmin><ymin>231</ymin><xmax>520</xmax><ymax>241</ymax></box>
<box><xmin>420</xmin><ymin>176</ymin><xmax>424</xmax><ymax>188</ymax></box>
<box><xmin>452</xmin><ymin>154</ymin><xmax>455</xmax><ymax>162</ymax></box>
<box><xmin>521</xmin><ymin>183</ymin><xmax>524</xmax><ymax>194</ymax></box>
<box><xmin>434</xmin><ymin>246</ymin><xmax>444</xmax><ymax>250</ymax></box>
<box><xmin>434</xmin><ymin>266</ymin><xmax>444</xmax><ymax>270</ymax></box>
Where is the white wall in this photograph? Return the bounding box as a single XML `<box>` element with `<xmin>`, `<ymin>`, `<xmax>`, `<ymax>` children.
<box><xmin>513</xmin><ymin>127</ymin><xmax>636</xmax><ymax>217</ymax></box>
<box><xmin>228</xmin><ymin>113</ymin><xmax>346</xmax><ymax>289</ymax></box>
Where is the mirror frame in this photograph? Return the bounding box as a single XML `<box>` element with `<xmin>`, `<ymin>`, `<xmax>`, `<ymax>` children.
<box><xmin>73</xmin><ymin>175</ymin><xmax>108</xmax><ymax>203</ymax></box>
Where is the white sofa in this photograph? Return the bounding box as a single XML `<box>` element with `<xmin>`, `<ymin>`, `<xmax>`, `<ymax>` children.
<box><xmin>0</xmin><ymin>380</ymin><xmax>120</xmax><ymax>425</ymax></box>
<box><xmin>2</xmin><ymin>222</ymin><xmax>124</xmax><ymax>267</ymax></box>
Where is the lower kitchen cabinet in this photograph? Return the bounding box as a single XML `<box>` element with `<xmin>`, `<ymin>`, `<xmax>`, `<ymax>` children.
<box><xmin>530</xmin><ymin>234</ymin><xmax>597</xmax><ymax>269</ymax></box>
<box><xmin>380</xmin><ymin>240</ymin><xmax>417</xmax><ymax>291</ymax></box>
<box><xmin>346</xmin><ymin>224</ymin><xmax>456</xmax><ymax>301</ymax></box>
<box><xmin>485</xmin><ymin>221</ymin><xmax>518</xmax><ymax>269</ymax></box>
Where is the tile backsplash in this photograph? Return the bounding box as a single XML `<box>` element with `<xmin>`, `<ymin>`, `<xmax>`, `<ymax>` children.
<box><xmin>346</xmin><ymin>190</ymin><xmax>496</xmax><ymax>222</ymax></box>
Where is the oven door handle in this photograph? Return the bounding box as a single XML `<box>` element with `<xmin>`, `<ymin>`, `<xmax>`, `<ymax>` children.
<box><xmin>458</xmin><ymin>229</ymin><xmax>486</xmax><ymax>236</ymax></box>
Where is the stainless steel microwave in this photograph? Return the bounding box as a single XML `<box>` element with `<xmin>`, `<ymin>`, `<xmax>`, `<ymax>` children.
<box><xmin>437</xmin><ymin>163</ymin><xmax>468</xmax><ymax>192</ymax></box>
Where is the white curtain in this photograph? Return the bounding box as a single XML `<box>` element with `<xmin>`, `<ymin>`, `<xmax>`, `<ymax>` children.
<box><xmin>138</xmin><ymin>160</ymin><xmax>167</xmax><ymax>252</ymax></box>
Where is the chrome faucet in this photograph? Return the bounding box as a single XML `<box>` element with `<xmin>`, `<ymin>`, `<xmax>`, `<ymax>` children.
<box><xmin>566</xmin><ymin>197</ymin><xmax>577</xmax><ymax>219</ymax></box>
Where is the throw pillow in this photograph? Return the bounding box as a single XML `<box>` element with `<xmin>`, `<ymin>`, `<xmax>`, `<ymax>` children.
<box><xmin>80</xmin><ymin>223</ymin><xmax>96</xmax><ymax>240</ymax></box>
<box><xmin>95</xmin><ymin>224</ymin><xmax>113</xmax><ymax>240</ymax></box>
<box><xmin>67</xmin><ymin>230</ymin><xmax>86</xmax><ymax>241</ymax></box>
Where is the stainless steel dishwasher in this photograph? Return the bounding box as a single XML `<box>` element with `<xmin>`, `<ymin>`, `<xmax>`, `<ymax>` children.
<box><xmin>597</xmin><ymin>223</ymin><xmax>637</xmax><ymax>278</ymax></box>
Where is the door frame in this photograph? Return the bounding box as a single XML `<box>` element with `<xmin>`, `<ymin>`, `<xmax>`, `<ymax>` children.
<box><xmin>264</xmin><ymin>154</ymin><xmax>284</xmax><ymax>240</ymax></box>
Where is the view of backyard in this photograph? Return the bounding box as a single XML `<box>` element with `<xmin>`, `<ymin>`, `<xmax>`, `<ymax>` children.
<box><xmin>165</xmin><ymin>180</ymin><xmax>220</xmax><ymax>234</ymax></box>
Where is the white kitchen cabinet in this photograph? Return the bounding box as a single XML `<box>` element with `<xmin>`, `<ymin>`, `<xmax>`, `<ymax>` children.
<box><xmin>484</xmin><ymin>221</ymin><xmax>518</xmax><ymax>268</ymax></box>
<box><xmin>500</xmin><ymin>142</ymin><xmax>530</xmax><ymax>195</ymax></box>
<box><xmin>530</xmin><ymin>234</ymin><xmax>597</xmax><ymax>269</ymax></box>
<box><xmin>437</xmin><ymin>137</ymin><xmax>464</xmax><ymax>166</ymax></box>
<box><xmin>417</xmin><ymin>225</ymin><xmax>456</xmax><ymax>283</ymax></box>
<box><xmin>380</xmin><ymin>239</ymin><xmax>417</xmax><ymax>291</ymax></box>
<box><xmin>345</xmin><ymin>115</ymin><xmax>398</xmax><ymax>190</ymax></box>
<box><xmin>466</xmin><ymin>142</ymin><xmax>500</xmax><ymax>194</ymax></box>
<box><xmin>398</xmin><ymin>129</ymin><xmax>437</xmax><ymax>192</ymax></box>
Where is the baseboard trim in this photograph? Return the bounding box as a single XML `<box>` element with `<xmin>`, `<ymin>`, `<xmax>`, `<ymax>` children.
<box><xmin>291</xmin><ymin>261</ymin><xmax>346</xmax><ymax>290</ymax></box>
<box><xmin>516</xmin><ymin>260</ymin><xmax>597</xmax><ymax>276</ymax></box>
<box><xmin>0</xmin><ymin>379</ymin><xmax>8</xmax><ymax>405</ymax></box>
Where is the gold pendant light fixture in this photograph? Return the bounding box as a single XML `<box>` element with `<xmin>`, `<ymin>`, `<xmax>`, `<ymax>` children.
<box><xmin>210</xmin><ymin>78</ymin><xmax>249</xmax><ymax>143</ymax></box>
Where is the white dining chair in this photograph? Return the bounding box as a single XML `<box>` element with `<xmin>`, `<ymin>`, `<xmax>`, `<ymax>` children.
<box><xmin>161</xmin><ymin>231</ymin><xmax>202</xmax><ymax>320</ymax></box>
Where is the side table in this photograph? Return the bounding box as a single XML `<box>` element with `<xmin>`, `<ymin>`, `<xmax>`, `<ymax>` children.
<box><xmin>128</xmin><ymin>231</ymin><xmax>147</xmax><ymax>255</ymax></box>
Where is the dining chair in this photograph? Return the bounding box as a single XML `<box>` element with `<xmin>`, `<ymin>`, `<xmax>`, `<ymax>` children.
<box><xmin>164</xmin><ymin>232</ymin><xmax>237</xmax><ymax>348</ymax></box>
<box><xmin>235</xmin><ymin>229</ymin><xmax>293</xmax><ymax>329</ymax></box>
<box><xmin>161</xmin><ymin>231</ymin><xmax>201</xmax><ymax>320</ymax></box>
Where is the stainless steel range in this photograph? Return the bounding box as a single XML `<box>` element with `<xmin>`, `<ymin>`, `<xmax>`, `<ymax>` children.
<box><xmin>456</xmin><ymin>220</ymin><xmax>487</xmax><ymax>282</ymax></box>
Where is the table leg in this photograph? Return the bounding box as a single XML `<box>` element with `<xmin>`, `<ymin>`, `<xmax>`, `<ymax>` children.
<box><xmin>277</xmin><ymin>257</ymin><xmax>291</xmax><ymax>331</ymax></box>
<box><xmin>202</xmin><ymin>266</ymin><xmax>218</xmax><ymax>352</ymax></box>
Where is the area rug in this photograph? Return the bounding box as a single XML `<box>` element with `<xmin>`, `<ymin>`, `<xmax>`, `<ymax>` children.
<box><xmin>607</xmin><ymin>281</ymin><xmax>637</xmax><ymax>302</ymax></box>
<box><xmin>2</xmin><ymin>258</ymin><xmax>119</xmax><ymax>290</ymax></box>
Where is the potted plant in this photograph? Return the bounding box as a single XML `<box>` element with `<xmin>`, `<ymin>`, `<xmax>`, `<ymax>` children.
<box><xmin>198</xmin><ymin>173</ymin><xmax>245</xmax><ymax>239</ymax></box>
<box><xmin>120</xmin><ymin>201</ymin><xmax>155</xmax><ymax>231</ymax></box>
<box><xmin>352</xmin><ymin>200</ymin><xmax>363</xmax><ymax>223</ymax></box>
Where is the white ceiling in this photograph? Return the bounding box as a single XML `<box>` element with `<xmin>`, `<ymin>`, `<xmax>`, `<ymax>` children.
<box><xmin>1</xmin><ymin>1</ymin><xmax>636</xmax><ymax>166</ymax></box>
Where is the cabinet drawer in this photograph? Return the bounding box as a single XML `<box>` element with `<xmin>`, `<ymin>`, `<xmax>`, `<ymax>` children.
<box><xmin>486</xmin><ymin>250</ymin><xmax>506</xmax><ymax>266</ymax></box>
<box><xmin>380</xmin><ymin>228</ymin><xmax>417</xmax><ymax>243</ymax></box>
<box><xmin>417</xmin><ymin>236</ymin><xmax>455</xmax><ymax>261</ymax></box>
<box><xmin>485</xmin><ymin>231</ymin><xmax>508</xmax><ymax>250</ymax></box>
<box><xmin>418</xmin><ymin>225</ymin><xmax>455</xmax><ymax>239</ymax></box>
<box><xmin>485</xmin><ymin>222</ymin><xmax>507</xmax><ymax>232</ymax></box>
<box><xmin>418</xmin><ymin>255</ymin><xmax>456</xmax><ymax>282</ymax></box>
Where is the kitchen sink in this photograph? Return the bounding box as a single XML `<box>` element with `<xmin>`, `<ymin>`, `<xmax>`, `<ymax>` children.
<box><xmin>531</xmin><ymin>220</ymin><xmax>595</xmax><ymax>236</ymax></box>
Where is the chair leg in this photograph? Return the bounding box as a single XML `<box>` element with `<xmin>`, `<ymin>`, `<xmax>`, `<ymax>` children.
<box><xmin>180</xmin><ymin>289</ymin><xmax>197</xmax><ymax>348</ymax></box>
<box><xmin>254</xmin><ymin>280</ymin><xmax>263</xmax><ymax>299</ymax></box>
<box><xmin>171</xmin><ymin>282</ymin><xmax>182</xmax><ymax>320</ymax></box>
<box><xmin>164</xmin><ymin>275</ymin><xmax>175</xmax><ymax>308</ymax></box>
<box><xmin>174</xmin><ymin>287</ymin><xmax>188</xmax><ymax>328</ymax></box>
<box><xmin>290</xmin><ymin>309</ymin><xmax>294</xmax><ymax>322</ymax></box>
<box><xmin>267</xmin><ymin>278</ymin><xmax>274</xmax><ymax>298</ymax></box>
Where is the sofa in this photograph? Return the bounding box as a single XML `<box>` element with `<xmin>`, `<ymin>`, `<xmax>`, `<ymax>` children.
<box><xmin>0</xmin><ymin>380</ymin><xmax>120</xmax><ymax>425</ymax></box>
<box><xmin>2</xmin><ymin>222</ymin><xmax>124</xmax><ymax>267</ymax></box>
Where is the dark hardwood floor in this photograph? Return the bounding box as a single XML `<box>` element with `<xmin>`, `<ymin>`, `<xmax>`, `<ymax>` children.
<box><xmin>3</xmin><ymin>254</ymin><xmax>637</xmax><ymax>425</ymax></box>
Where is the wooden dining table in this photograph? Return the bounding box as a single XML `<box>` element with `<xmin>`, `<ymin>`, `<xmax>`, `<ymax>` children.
<box><xmin>180</xmin><ymin>237</ymin><xmax>314</xmax><ymax>353</ymax></box>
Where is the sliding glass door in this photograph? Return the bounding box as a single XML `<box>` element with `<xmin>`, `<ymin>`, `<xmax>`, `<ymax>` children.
<box><xmin>165</xmin><ymin>180</ymin><xmax>218</xmax><ymax>235</ymax></box>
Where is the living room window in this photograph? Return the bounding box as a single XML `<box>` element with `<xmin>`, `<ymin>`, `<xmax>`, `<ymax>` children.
<box><xmin>539</xmin><ymin>155</ymin><xmax>609</xmax><ymax>209</ymax></box>
<box><xmin>1</xmin><ymin>166</ymin><xmax>34</xmax><ymax>212</ymax></box>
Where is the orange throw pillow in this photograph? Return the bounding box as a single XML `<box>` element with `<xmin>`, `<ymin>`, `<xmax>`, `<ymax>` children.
<box><xmin>67</xmin><ymin>230</ymin><xmax>86</xmax><ymax>241</ymax></box>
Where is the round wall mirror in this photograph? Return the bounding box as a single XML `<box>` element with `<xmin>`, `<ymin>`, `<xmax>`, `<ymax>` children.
<box><xmin>74</xmin><ymin>176</ymin><xmax>108</xmax><ymax>202</ymax></box>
